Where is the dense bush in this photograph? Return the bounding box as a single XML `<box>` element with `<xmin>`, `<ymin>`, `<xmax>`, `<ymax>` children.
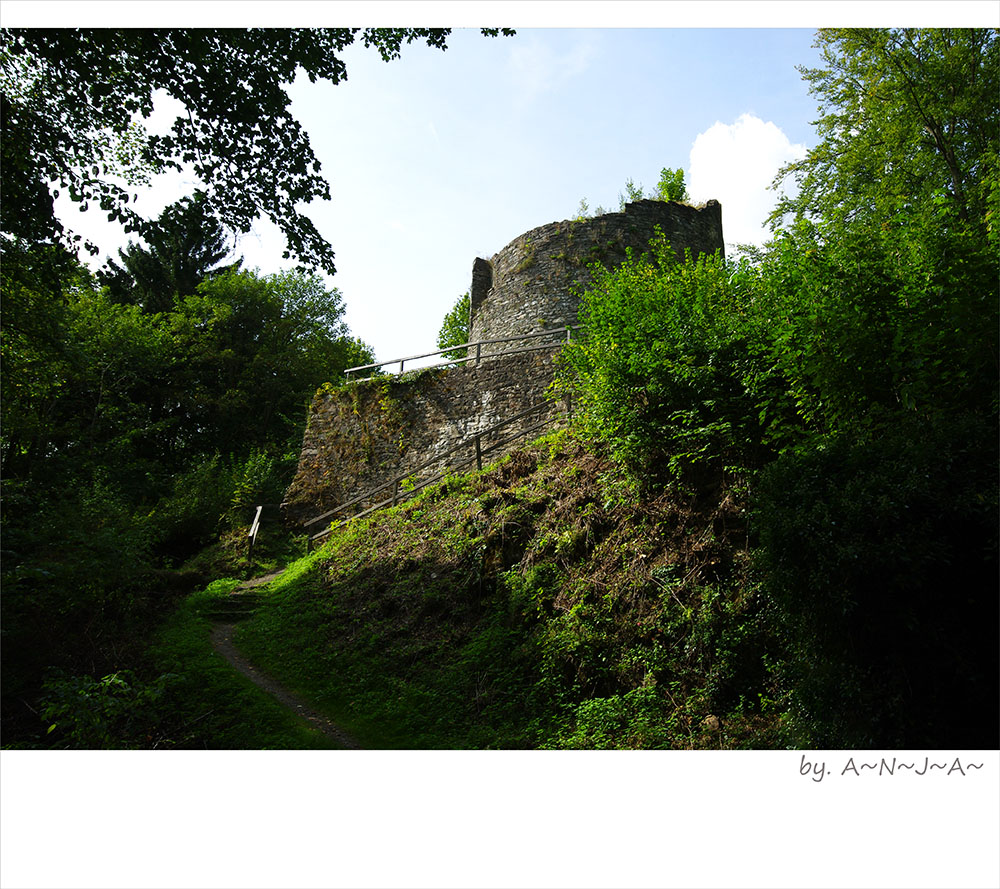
<box><xmin>558</xmin><ymin>238</ymin><xmax>777</xmax><ymax>488</ymax></box>
<box><xmin>1</xmin><ymin>232</ymin><xmax>374</xmax><ymax>735</ymax></box>
<box><xmin>755</xmin><ymin>414</ymin><xmax>998</xmax><ymax>748</ymax></box>
<box><xmin>556</xmin><ymin>201</ymin><xmax>997</xmax><ymax>747</ymax></box>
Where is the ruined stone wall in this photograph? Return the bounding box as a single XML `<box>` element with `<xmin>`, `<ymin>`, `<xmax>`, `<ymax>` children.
<box><xmin>284</xmin><ymin>199</ymin><xmax>724</xmax><ymax>527</ymax></box>
<box><xmin>281</xmin><ymin>349</ymin><xmax>562</xmax><ymax>529</ymax></box>
<box><xmin>469</xmin><ymin>199</ymin><xmax>723</xmax><ymax>355</ymax></box>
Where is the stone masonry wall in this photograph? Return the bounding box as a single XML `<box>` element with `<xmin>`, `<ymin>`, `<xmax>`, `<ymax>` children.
<box><xmin>469</xmin><ymin>199</ymin><xmax>723</xmax><ymax>355</ymax></box>
<box><xmin>284</xmin><ymin>199</ymin><xmax>724</xmax><ymax>528</ymax></box>
<box><xmin>281</xmin><ymin>349</ymin><xmax>561</xmax><ymax>529</ymax></box>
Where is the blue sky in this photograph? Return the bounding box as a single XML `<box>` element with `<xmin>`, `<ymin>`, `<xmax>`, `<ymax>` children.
<box><xmin>8</xmin><ymin>2</ymin><xmax>996</xmax><ymax>368</ymax></box>
<box><xmin>48</xmin><ymin>24</ymin><xmax>821</xmax><ymax>363</ymax></box>
<box><xmin>53</xmin><ymin>25</ymin><xmax>821</xmax><ymax>362</ymax></box>
<box><xmin>268</xmin><ymin>26</ymin><xmax>820</xmax><ymax>363</ymax></box>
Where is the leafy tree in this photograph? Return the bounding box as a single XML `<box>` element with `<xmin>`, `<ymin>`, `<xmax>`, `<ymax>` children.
<box><xmin>99</xmin><ymin>192</ymin><xmax>239</xmax><ymax>313</ymax></box>
<box><xmin>436</xmin><ymin>291</ymin><xmax>470</xmax><ymax>361</ymax></box>
<box><xmin>654</xmin><ymin>167</ymin><xmax>689</xmax><ymax>203</ymax></box>
<box><xmin>160</xmin><ymin>268</ymin><xmax>373</xmax><ymax>462</ymax></box>
<box><xmin>2</xmin><ymin>259</ymin><xmax>372</xmax><ymax>506</ymax></box>
<box><xmin>0</xmin><ymin>28</ymin><xmax>514</xmax><ymax>271</ymax></box>
<box><xmin>3</xmin><ymin>260</ymin><xmax>179</xmax><ymax>490</ymax></box>
<box><xmin>0</xmin><ymin>240</ymin><xmax>78</xmax><ymax>477</ymax></box>
<box><xmin>771</xmin><ymin>28</ymin><xmax>999</xmax><ymax>236</ymax></box>
<box><xmin>617</xmin><ymin>177</ymin><xmax>646</xmax><ymax>210</ymax></box>
<box><xmin>558</xmin><ymin>28</ymin><xmax>998</xmax><ymax>748</ymax></box>
<box><xmin>1</xmin><ymin>260</ymin><xmax>376</xmax><ymax>712</ymax></box>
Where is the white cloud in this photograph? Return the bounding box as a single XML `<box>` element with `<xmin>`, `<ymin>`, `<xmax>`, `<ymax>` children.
<box><xmin>687</xmin><ymin>113</ymin><xmax>807</xmax><ymax>248</ymax></box>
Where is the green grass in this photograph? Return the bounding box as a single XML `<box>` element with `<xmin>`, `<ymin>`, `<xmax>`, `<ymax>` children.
<box><xmin>230</xmin><ymin>431</ymin><xmax>783</xmax><ymax>749</ymax></box>
<box><xmin>233</xmin><ymin>519</ymin><xmax>539</xmax><ymax>749</ymax></box>
<box><xmin>144</xmin><ymin>578</ymin><xmax>343</xmax><ymax>748</ymax></box>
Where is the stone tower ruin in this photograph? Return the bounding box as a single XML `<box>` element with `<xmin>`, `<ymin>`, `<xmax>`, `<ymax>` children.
<box><xmin>282</xmin><ymin>199</ymin><xmax>724</xmax><ymax>530</ymax></box>
<box><xmin>469</xmin><ymin>199</ymin><xmax>724</xmax><ymax>354</ymax></box>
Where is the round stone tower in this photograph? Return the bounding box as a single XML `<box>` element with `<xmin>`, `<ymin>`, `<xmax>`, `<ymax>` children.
<box><xmin>469</xmin><ymin>199</ymin><xmax>724</xmax><ymax>355</ymax></box>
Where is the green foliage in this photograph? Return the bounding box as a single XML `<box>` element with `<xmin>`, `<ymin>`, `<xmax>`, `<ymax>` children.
<box><xmin>0</xmin><ymin>28</ymin><xmax>513</xmax><ymax>269</ymax></box>
<box><xmin>1</xmin><ymin>242</ymin><xmax>373</xmax><ymax>723</ymax></box>
<box><xmin>755</xmin><ymin>414</ymin><xmax>998</xmax><ymax>748</ymax></box>
<box><xmin>227</xmin><ymin>432</ymin><xmax>777</xmax><ymax>749</ymax></box>
<box><xmin>4</xmin><ymin>28</ymin><xmax>996</xmax><ymax>751</ymax></box>
<box><xmin>98</xmin><ymin>191</ymin><xmax>239</xmax><ymax>313</ymax></box>
<box><xmin>3</xmin><ymin>255</ymin><xmax>371</xmax><ymax>491</ymax></box>
<box><xmin>772</xmin><ymin>29</ymin><xmax>998</xmax><ymax>236</ymax></box>
<box><xmin>557</xmin><ymin>238</ymin><xmax>766</xmax><ymax>487</ymax></box>
<box><xmin>516</xmin><ymin>240</ymin><xmax>536</xmax><ymax>271</ymax></box>
<box><xmin>436</xmin><ymin>291</ymin><xmax>470</xmax><ymax>360</ymax></box>
<box><xmin>40</xmin><ymin>669</ymin><xmax>174</xmax><ymax>749</ymax></box>
<box><xmin>229</xmin><ymin>450</ymin><xmax>278</xmax><ymax>517</ymax></box>
<box><xmin>0</xmin><ymin>471</ymin><xmax>157</xmax><ymax>704</ymax></box>
<box><xmin>554</xmin><ymin>685</ymin><xmax>672</xmax><ymax>749</ymax></box>
<box><xmin>655</xmin><ymin>167</ymin><xmax>690</xmax><ymax>203</ymax></box>
<box><xmin>12</xmin><ymin>574</ymin><xmax>343</xmax><ymax>748</ymax></box>
<box><xmin>578</xmin><ymin>167</ymin><xmax>688</xmax><ymax>218</ymax></box>
<box><xmin>143</xmin><ymin>453</ymin><xmax>262</xmax><ymax>554</ymax></box>
<box><xmin>0</xmin><ymin>241</ymin><xmax>79</xmax><ymax>477</ymax></box>
<box><xmin>555</xmin><ymin>213</ymin><xmax>997</xmax><ymax>745</ymax></box>
<box><xmin>168</xmin><ymin>267</ymin><xmax>370</xmax><ymax>458</ymax></box>
<box><xmin>553</xmin><ymin>29</ymin><xmax>998</xmax><ymax>747</ymax></box>
<box><xmin>559</xmin><ymin>203</ymin><xmax>997</xmax><ymax>481</ymax></box>
<box><xmin>135</xmin><ymin>577</ymin><xmax>341</xmax><ymax>748</ymax></box>
<box><xmin>1</xmin><ymin>25</ymin><xmax>512</xmax><ymax>746</ymax></box>
<box><xmin>618</xmin><ymin>177</ymin><xmax>646</xmax><ymax>210</ymax></box>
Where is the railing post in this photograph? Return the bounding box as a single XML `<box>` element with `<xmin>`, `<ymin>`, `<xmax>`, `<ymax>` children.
<box><xmin>399</xmin><ymin>359</ymin><xmax>405</xmax><ymax>375</ymax></box>
<box><xmin>475</xmin><ymin>434</ymin><xmax>482</xmax><ymax>471</ymax></box>
<box><xmin>247</xmin><ymin>505</ymin><xmax>263</xmax><ymax>569</ymax></box>
<box><xmin>475</xmin><ymin>342</ymin><xmax>482</xmax><ymax>366</ymax></box>
<box><xmin>392</xmin><ymin>478</ymin><xmax>399</xmax><ymax>506</ymax></box>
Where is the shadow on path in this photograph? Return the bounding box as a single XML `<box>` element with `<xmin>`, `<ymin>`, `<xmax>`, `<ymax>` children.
<box><xmin>208</xmin><ymin>574</ymin><xmax>363</xmax><ymax>749</ymax></box>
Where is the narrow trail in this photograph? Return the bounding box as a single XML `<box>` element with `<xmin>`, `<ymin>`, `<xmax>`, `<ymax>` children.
<box><xmin>208</xmin><ymin>573</ymin><xmax>364</xmax><ymax>749</ymax></box>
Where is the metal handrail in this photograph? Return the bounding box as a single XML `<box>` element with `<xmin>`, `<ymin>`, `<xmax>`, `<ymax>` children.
<box><xmin>344</xmin><ymin>325</ymin><xmax>581</xmax><ymax>379</ymax></box>
<box><xmin>305</xmin><ymin>395</ymin><xmax>572</xmax><ymax>543</ymax></box>
<box><xmin>303</xmin><ymin>399</ymin><xmax>557</xmax><ymax>529</ymax></box>
<box><xmin>313</xmin><ymin>416</ymin><xmax>555</xmax><ymax>534</ymax></box>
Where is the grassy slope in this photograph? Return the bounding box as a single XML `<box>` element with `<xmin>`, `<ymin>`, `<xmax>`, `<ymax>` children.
<box><xmin>232</xmin><ymin>429</ymin><xmax>785</xmax><ymax>749</ymax></box>
<box><xmin>142</xmin><ymin>578</ymin><xmax>343</xmax><ymax>749</ymax></box>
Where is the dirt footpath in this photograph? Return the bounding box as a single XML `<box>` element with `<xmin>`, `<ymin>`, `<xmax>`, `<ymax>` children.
<box><xmin>210</xmin><ymin>617</ymin><xmax>363</xmax><ymax>750</ymax></box>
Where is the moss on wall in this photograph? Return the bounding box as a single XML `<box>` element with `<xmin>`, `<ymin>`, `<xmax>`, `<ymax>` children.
<box><xmin>281</xmin><ymin>352</ymin><xmax>561</xmax><ymax>528</ymax></box>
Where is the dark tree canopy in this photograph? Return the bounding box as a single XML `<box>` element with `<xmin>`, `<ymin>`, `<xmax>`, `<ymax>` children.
<box><xmin>0</xmin><ymin>28</ymin><xmax>514</xmax><ymax>272</ymax></box>
<box><xmin>99</xmin><ymin>192</ymin><xmax>239</xmax><ymax>313</ymax></box>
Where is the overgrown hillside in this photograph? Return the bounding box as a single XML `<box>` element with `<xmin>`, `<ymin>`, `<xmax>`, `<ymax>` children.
<box><xmin>233</xmin><ymin>429</ymin><xmax>775</xmax><ymax>749</ymax></box>
<box><xmin>229</xmin><ymin>25</ymin><xmax>1000</xmax><ymax>750</ymax></box>
<box><xmin>226</xmin><ymin>395</ymin><xmax>995</xmax><ymax>750</ymax></box>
